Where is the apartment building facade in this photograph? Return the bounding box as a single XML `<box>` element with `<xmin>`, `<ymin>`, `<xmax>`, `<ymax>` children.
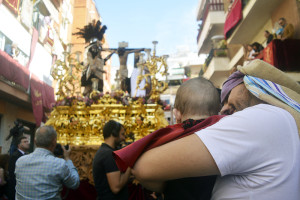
<box><xmin>0</xmin><ymin>0</ymin><xmax>74</xmax><ymax>152</ymax></box>
<box><xmin>197</xmin><ymin>0</ymin><xmax>300</xmax><ymax>88</ymax></box>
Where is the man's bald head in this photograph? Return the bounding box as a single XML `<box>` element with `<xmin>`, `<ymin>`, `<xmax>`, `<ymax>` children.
<box><xmin>174</xmin><ymin>77</ymin><xmax>220</xmax><ymax>119</ymax></box>
<box><xmin>35</xmin><ymin>126</ymin><xmax>57</xmax><ymax>149</ymax></box>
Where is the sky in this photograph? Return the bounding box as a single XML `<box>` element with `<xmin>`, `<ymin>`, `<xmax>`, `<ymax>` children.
<box><xmin>95</xmin><ymin>0</ymin><xmax>202</xmax><ymax>80</ymax></box>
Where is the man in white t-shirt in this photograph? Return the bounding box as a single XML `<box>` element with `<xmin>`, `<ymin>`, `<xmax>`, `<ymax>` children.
<box><xmin>132</xmin><ymin>64</ymin><xmax>300</xmax><ymax>199</ymax></box>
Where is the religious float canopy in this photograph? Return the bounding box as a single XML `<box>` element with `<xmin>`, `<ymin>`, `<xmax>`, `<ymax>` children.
<box><xmin>46</xmin><ymin>41</ymin><xmax>169</xmax><ymax>145</ymax></box>
<box><xmin>46</xmin><ymin>20</ymin><xmax>169</xmax><ymax>186</ymax></box>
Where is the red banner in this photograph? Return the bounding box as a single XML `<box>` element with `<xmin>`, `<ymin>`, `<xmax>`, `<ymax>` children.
<box><xmin>26</xmin><ymin>28</ymin><xmax>39</xmax><ymax>69</ymax></box>
<box><xmin>2</xmin><ymin>0</ymin><xmax>20</xmax><ymax>15</ymax></box>
<box><xmin>30</xmin><ymin>74</ymin><xmax>44</xmax><ymax>126</ymax></box>
<box><xmin>30</xmin><ymin>75</ymin><xmax>55</xmax><ymax>126</ymax></box>
<box><xmin>263</xmin><ymin>39</ymin><xmax>300</xmax><ymax>71</ymax></box>
<box><xmin>0</xmin><ymin>50</ymin><xmax>30</xmax><ymax>90</ymax></box>
<box><xmin>263</xmin><ymin>42</ymin><xmax>274</xmax><ymax>66</ymax></box>
<box><xmin>42</xmin><ymin>82</ymin><xmax>55</xmax><ymax>112</ymax></box>
<box><xmin>224</xmin><ymin>0</ymin><xmax>242</xmax><ymax>39</ymax></box>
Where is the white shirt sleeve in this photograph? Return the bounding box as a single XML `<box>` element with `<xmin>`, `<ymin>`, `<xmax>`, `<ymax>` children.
<box><xmin>196</xmin><ymin>104</ymin><xmax>298</xmax><ymax>176</ymax></box>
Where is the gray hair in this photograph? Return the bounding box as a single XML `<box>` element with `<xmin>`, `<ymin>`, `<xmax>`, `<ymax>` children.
<box><xmin>35</xmin><ymin>126</ymin><xmax>57</xmax><ymax>148</ymax></box>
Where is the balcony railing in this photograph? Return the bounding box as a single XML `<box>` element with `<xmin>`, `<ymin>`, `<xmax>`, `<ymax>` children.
<box><xmin>203</xmin><ymin>48</ymin><xmax>228</xmax><ymax>73</ymax></box>
<box><xmin>197</xmin><ymin>0</ymin><xmax>224</xmax><ymax>42</ymax></box>
<box><xmin>223</xmin><ymin>0</ymin><xmax>251</xmax><ymax>40</ymax></box>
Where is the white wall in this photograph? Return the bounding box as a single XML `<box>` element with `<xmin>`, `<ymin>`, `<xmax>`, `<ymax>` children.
<box><xmin>30</xmin><ymin>43</ymin><xmax>53</xmax><ymax>85</ymax></box>
<box><xmin>0</xmin><ymin>5</ymin><xmax>31</xmax><ymax>55</ymax></box>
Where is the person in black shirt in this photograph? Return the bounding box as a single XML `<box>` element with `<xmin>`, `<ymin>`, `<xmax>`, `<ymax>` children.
<box><xmin>93</xmin><ymin>120</ymin><xmax>131</xmax><ymax>200</ymax></box>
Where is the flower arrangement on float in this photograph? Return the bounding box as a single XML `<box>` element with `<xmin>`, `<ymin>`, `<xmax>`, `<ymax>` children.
<box><xmin>53</xmin><ymin>92</ymin><xmax>167</xmax><ymax>109</ymax></box>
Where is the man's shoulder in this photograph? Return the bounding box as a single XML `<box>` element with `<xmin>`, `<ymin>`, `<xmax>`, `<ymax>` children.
<box><xmin>94</xmin><ymin>145</ymin><xmax>114</xmax><ymax>161</ymax></box>
<box><xmin>11</xmin><ymin>150</ymin><xmax>23</xmax><ymax>157</ymax></box>
<box><xmin>16</xmin><ymin>150</ymin><xmax>65</xmax><ymax>166</ymax></box>
<box><xmin>16</xmin><ymin>153</ymin><xmax>30</xmax><ymax>165</ymax></box>
<box><xmin>243</xmin><ymin>104</ymin><xmax>290</xmax><ymax>116</ymax></box>
<box><xmin>286</xmin><ymin>23</ymin><xmax>294</xmax><ymax>28</ymax></box>
<box><xmin>212</xmin><ymin>104</ymin><xmax>294</xmax><ymax>130</ymax></box>
<box><xmin>95</xmin><ymin>146</ymin><xmax>112</xmax><ymax>156</ymax></box>
<box><xmin>227</xmin><ymin>104</ymin><xmax>296</xmax><ymax>130</ymax></box>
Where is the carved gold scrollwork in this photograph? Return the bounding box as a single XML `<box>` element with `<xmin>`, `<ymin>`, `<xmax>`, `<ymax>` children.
<box><xmin>47</xmin><ymin>42</ymin><xmax>169</xmax><ymax>181</ymax></box>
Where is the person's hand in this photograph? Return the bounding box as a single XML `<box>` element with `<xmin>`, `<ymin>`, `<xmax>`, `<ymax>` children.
<box><xmin>62</xmin><ymin>145</ymin><xmax>71</xmax><ymax>161</ymax></box>
<box><xmin>23</xmin><ymin>126</ymin><xmax>30</xmax><ymax>131</ymax></box>
<box><xmin>132</xmin><ymin>178</ymin><xmax>139</xmax><ymax>185</ymax></box>
<box><xmin>150</xmin><ymin>192</ymin><xmax>158</xmax><ymax>199</ymax></box>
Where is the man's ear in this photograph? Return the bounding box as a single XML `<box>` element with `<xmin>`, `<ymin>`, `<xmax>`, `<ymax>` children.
<box><xmin>50</xmin><ymin>137</ymin><xmax>57</xmax><ymax>152</ymax></box>
<box><xmin>173</xmin><ymin>108</ymin><xmax>182</xmax><ymax>124</ymax></box>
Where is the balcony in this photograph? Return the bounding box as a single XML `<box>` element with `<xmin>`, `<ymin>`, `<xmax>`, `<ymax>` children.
<box><xmin>202</xmin><ymin>48</ymin><xmax>231</xmax><ymax>88</ymax></box>
<box><xmin>36</xmin><ymin>0</ymin><xmax>60</xmax><ymax>23</ymax></box>
<box><xmin>197</xmin><ymin>1</ymin><xmax>225</xmax><ymax>54</ymax></box>
<box><xmin>227</xmin><ymin>0</ymin><xmax>283</xmax><ymax>44</ymax></box>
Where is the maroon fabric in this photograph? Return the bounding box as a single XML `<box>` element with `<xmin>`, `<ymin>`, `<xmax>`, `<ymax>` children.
<box><xmin>0</xmin><ymin>50</ymin><xmax>30</xmax><ymax>90</ymax></box>
<box><xmin>42</xmin><ymin>82</ymin><xmax>55</xmax><ymax>111</ymax></box>
<box><xmin>128</xmin><ymin>182</ymin><xmax>157</xmax><ymax>200</ymax></box>
<box><xmin>62</xmin><ymin>180</ymin><xmax>97</xmax><ymax>200</ymax></box>
<box><xmin>281</xmin><ymin>39</ymin><xmax>300</xmax><ymax>71</ymax></box>
<box><xmin>128</xmin><ymin>183</ymin><xmax>146</xmax><ymax>200</ymax></box>
<box><xmin>41</xmin><ymin>82</ymin><xmax>55</xmax><ymax>122</ymax></box>
<box><xmin>224</xmin><ymin>0</ymin><xmax>242</xmax><ymax>39</ymax></box>
<box><xmin>113</xmin><ymin>115</ymin><xmax>225</xmax><ymax>172</ymax></box>
<box><xmin>61</xmin><ymin>180</ymin><xmax>154</xmax><ymax>200</ymax></box>
<box><xmin>263</xmin><ymin>39</ymin><xmax>300</xmax><ymax>71</ymax></box>
<box><xmin>26</xmin><ymin>28</ymin><xmax>39</xmax><ymax>69</ymax></box>
<box><xmin>30</xmin><ymin>74</ymin><xmax>44</xmax><ymax>126</ymax></box>
<box><xmin>30</xmin><ymin>75</ymin><xmax>55</xmax><ymax>126</ymax></box>
<box><xmin>2</xmin><ymin>0</ymin><xmax>20</xmax><ymax>15</ymax></box>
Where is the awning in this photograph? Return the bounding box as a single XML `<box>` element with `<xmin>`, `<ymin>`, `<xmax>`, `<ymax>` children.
<box><xmin>0</xmin><ymin>50</ymin><xmax>55</xmax><ymax>126</ymax></box>
<box><xmin>0</xmin><ymin>50</ymin><xmax>30</xmax><ymax>90</ymax></box>
<box><xmin>224</xmin><ymin>0</ymin><xmax>242</xmax><ymax>39</ymax></box>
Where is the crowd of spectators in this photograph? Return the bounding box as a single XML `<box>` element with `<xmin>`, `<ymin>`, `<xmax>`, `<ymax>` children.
<box><xmin>243</xmin><ymin>17</ymin><xmax>295</xmax><ymax>66</ymax></box>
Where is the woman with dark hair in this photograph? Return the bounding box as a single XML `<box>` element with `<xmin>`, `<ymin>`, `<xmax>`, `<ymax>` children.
<box><xmin>251</xmin><ymin>42</ymin><xmax>264</xmax><ymax>59</ymax></box>
<box><xmin>264</xmin><ymin>30</ymin><xmax>274</xmax><ymax>45</ymax></box>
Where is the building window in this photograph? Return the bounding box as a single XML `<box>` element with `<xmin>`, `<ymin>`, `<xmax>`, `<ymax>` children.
<box><xmin>0</xmin><ymin>31</ymin><xmax>29</xmax><ymax>66</ymax></box>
